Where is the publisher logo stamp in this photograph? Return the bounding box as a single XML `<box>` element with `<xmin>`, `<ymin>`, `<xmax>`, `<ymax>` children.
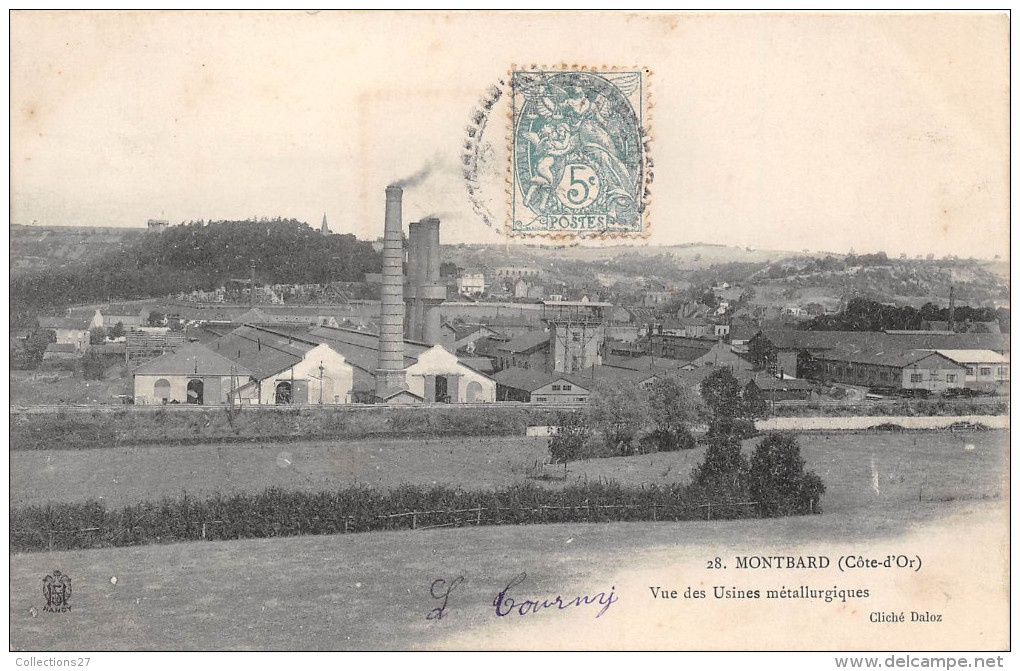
<box><xmin>42</xmin><ymin>570</ymin><xmax>72</xmax><ymax>613</ymax></box>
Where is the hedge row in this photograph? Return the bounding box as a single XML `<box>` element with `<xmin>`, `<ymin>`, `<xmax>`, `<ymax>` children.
<box><xmin>772</xmin><ymin>399</ymin><xmax>1008</xmax><ymax>418</ymax></box>
<box><xmin>11</xmin><ymin>481</ymin><xmax>761</xmax><ymax>553</ymax></box>
<box><xmin>9</xmin><ymin>406</ymin><xmax>565</xmax><ymax>451</ymax></box>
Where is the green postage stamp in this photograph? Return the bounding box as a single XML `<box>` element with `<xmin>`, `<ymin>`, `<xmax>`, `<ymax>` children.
<box><xmin>510</xmin><ymin>67</ymin><xmax>651</xmax><ymax>238</ymax></box>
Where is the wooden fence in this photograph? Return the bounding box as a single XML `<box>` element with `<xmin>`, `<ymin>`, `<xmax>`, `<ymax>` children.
<box><xmin>13</xmin><ymin>500</ymin><xmax>762</xmax><ymax>553</ymax></box>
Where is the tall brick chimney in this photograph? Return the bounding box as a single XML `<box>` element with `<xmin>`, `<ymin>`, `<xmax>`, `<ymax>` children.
<box><xmin>376</xmin><ymin>186</ymin><xmax>407</xmax><ymax>399</ymax></box>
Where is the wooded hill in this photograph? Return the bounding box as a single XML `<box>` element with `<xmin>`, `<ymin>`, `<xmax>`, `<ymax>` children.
<box><xmin>11</xmin><ymin>219</ymin><xmax>381</xmax><ymax>321</ymax></box>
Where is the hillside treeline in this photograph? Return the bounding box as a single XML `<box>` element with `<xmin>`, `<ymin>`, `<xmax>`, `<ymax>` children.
<box><xmin>11</xmin><ymin>219</ymin><xmax>381</xmax><ymax>320</ymax></box>
<box><xmin>802</xmin><ymin>297</ymin><xmax>1009</xmax><ymax>333</ymax></box>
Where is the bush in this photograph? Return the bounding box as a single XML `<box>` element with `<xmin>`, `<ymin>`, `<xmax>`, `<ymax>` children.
<box><xmin>692</xmin><ymin>433</ymin><xmax>749</xmax><ymax>500</ymax></box>
<box><xmin>647</xmin><ymin>426</ymin><xmax>697</xmax><ymax>452</ymax></box>
<box><xmin>748</xmin><ymin>433</ymin><xmax>825</xmax><ymax>516</ymax></box>
<box><xmin>10</xmin><ymin>406</ymin><xmax>565</xmax><ymax>450</ymax></box>
<box><xmin>648</xmin><ymin>374</ymin><xmax>703</xmax><ymax>451</ymax></box>
<box><xmin>585</xmin><ymin>380</ymin><xmax>650</xmax><ymax>456</ymax></box>
<box><xmin>548</xmin><ymin>411</ymin><xmax>590</xmax><ymax>475</ymax></box>
<box><xmin>705</xmin><ymin>416</ymin><xmax>757</xmax><ymax>442</ymax></box>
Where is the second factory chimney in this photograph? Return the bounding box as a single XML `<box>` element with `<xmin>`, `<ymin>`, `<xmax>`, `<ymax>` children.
<box><xmin>375</xmin><ymin>186</ymin><xmax>408</xmax><ymax>400</ymax></box>
<box><xmin>405</xmin><ymin>221</ymin><xmax>424</xmax><ymax>341</ymax></box>
<box><xmin>418</xmin><ymin>216</ymin><xmax>445</xmax><ymax>345</ymax></box>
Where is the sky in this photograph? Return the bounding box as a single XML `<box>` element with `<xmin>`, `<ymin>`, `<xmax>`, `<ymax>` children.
<box><xmin>9</xmin><ymin>11</ymin><xmax>1010</xmax><ymax>259</ymax></box>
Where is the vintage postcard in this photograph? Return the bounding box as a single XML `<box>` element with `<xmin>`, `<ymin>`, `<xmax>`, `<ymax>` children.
<box><xmin>8</xmin><ymin>10</ymin><xmax>1010</xmax><ymax>662</ymax></box>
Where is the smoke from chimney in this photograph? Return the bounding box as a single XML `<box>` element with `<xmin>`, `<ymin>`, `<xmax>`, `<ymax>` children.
<box><xmin>390</xmin><ymin>159</ymin><xmax>436</xmax><ymax>189</ymax></box>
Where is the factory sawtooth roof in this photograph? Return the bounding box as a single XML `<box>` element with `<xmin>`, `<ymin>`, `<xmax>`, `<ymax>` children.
<box><xmin>134</xmin><ymin>342</ymin><xmax>253</xmax><ymax>377</ymax></box>
<box><xmin>603</xmin><ymin>355</ymin><xmax>686</xmax><ymax>372</ymax></box>
<box><xmin>497</xmin><ymin>330</ymin><xmax>551</xmax><ymax>354</ymax></box>
<box><xmin>561</xmin><ymin>366</ymin><xmax>657</xmax><ymax>387</ymax></box>
<box><xmin>304</xmin><ymin>325</ymin><xmax>427</xmax><ymax>372</ymax></box>
<box><xmin>934</xmin><ymin>349</ymin><xmax>1009</xmax><ymax>364</ymax></box>
<box><xmin>493</xmin><ymin>368</ymin><xmax>586</xmax><ymax>393</ymax></box>
<box><xmin>207</xmin><ymin>325</ymin><xmax>316</xmax><ymax>379</ymax></box>
<box><xmin>457</xmin><ymin>356</ymin><xmax>496</xmax><ymax>374</ymax></box>
<box><xmin>815</xmin><ymin>347</ymin><xmax>965</xmax><ymax>369</ymax></box>
<box><xmin>755</xmin><ymin>329</ymin><xmax>1009</xmax><ymax>353</ymax></box>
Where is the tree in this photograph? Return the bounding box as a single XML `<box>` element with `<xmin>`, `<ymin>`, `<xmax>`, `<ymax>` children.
<box><xmin>89</xmin><ymin>326</ymin><xmax>107</xmax><ymax>344</ymax></box>
<box><xmin>585</xmin><ymin>379</ymin><xmax>649</xmax><ymax>456</ymax></box>
<box><xmin>692</xmin><ymin>431</ymin><xmax>748</xmax><ymax>497</ymax></box>
<box><xmin>700</xmin><ymin>367</ymin><xmax>761</xmax><ymax>443</ymax></box>
<box><xmin>748</xmin><ymin>433</ymin><xmax>826</xmax><ymax>516</ymax></box>
<box><xmin>648</xmin><ymin>374</ymin><xmax>703</xmax><ymax>451</ymax></box>
<box><xmin>741</xmin><ymin>382</ymin><xmax>769</xmax><ymax>420</ymax></box>
<box><xmin>23</xmin><ymin>329</ymin><xmax>55</xmax><ymax>368</ymax></box>
<box><xmin>80</xmin><ymin>350</ymin><xmax>106</xmax><ymax>380</ymax></box>
<box><xmin>548</xmin><ymin>411</ymin><xmax>590</xmax><ymax>477</ymax></box>
<box><xmin>109</xmin><ymin>321</ymin><xmax>125</xmax><ymax>339</ymax></box>
<box><xmin>700</xmin><ymin>368</ymin><xmax>743</xmax><ymax>419</ymax></box>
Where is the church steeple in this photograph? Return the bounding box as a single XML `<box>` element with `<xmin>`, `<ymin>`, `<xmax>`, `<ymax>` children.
<box><xmin>321</xmin><ymin>212</ymin><xmax>330</xmax><ymax>234</ymax></box>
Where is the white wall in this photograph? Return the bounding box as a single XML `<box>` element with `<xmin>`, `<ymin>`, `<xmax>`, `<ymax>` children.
<box><xmin>261</xmin><ymin>343</ymin><xmax>354</xmax><ymax>405</ymax></box>
<box><xmin>531</xmin><ymin>379</ymin><xmax>591</xmax><ymax>403</ymax></box>
<box><xmin>405</xmin><ymin>345</ymin><xmax>496</xmax><ymax>403</ymax></box>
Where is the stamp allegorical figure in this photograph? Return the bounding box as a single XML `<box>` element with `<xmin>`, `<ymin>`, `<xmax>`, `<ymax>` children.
<box><xmin>511</xmin><ymin>69</ymin><xmax>648</xmax><ymax>236</ymax></box>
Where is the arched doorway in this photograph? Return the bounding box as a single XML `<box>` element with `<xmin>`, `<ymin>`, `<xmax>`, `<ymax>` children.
<box><xmin>186</xmin><ymin>379</ymin><xmax>204</xmax><ymax>405</ymax></box>
<box><xmin>275</xmin><ymin>381</ymin><xmax>292</xmax><ymax>404</ymax></box>
<box><xmin>154</xmin><ymin>379</ymin><xmax>171</xmax><ymax>404</ymax></box>
<box><xmin>466</xmin><ymin>381</ymin><xmax>483</xmax><ymax>403</ymax></box>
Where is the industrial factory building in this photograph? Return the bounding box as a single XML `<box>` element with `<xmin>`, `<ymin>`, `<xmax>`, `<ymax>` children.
<box><xmin>132</xmin><ymin>185</ymin><xmax>496</xmax><ymax>405</ymax></box>
<box><xmin>296</xmin><ymin>325</ymin><xmax>495</xmax><ymax>403</ymax></box>
<box><xmin>133</xmin><ymin>327</ymin><xmax>354</xmax><ymax>405</ymax></box>
<box><xmin>133</xmin><ymin>321</ymin><xmax>496</xmax><ymax>405</ymax></box>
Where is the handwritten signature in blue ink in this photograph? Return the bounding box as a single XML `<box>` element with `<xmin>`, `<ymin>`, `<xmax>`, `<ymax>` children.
<box><xmin>493</xmin><ymin>572</ymin><xmax>618</xmax><ymax>619</ymax></box>
<box><xmin>426</xmin><ymin>576</ymin><xmax>464</xmax><ymax>620</ymax></box>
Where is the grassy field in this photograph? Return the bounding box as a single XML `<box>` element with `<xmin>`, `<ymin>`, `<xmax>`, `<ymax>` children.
<box><xmin>11</xmin><ymin>431</ymin><xmax>1008</xmax><ymax>517</ymax></box>
<box><xmin>9</xmin><ymin>500</ymin><xmax>1007</xmax><ymax>650</ymax></box>
<box><xmin>10</xmin><ymin>371</ymin><xmax>128</xmax><ymax>406</ymax></box>
<box><xmin>9</xmin><ymin>429</ymin><xmax>1008</xmax><ymax>650</ymax></box>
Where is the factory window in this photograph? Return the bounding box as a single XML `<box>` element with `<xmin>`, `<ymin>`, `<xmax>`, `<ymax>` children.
<box><xmin>879</xmin><ymin>372</ymin><xmax>888</xmax><ymax>382</ymax></box>
<box><xmin>966</xmin><ymin>367</ymin><xmax>975</xmax><ymax>376</ymax></box>
<box><xmin>998</xmin><ymin>367</ymin><xmax>1007</xmax><ymax>377</ymax></box>
<box><xmin>153</xmin><ymin>379</ymin><xmax>171</xmax><ymax>401</ymax></box>
<box><xmin>534</xmin><ymin>396</ymin><xmax>547</xmax><ymax>402</ymax></box>
<box><xmin>576</xmin><ymin>397</ymin><xmax>586</xmax><ymax>402</ymax></box>
<box><xmin>562</xmin><ymin>384</ymin><xmax>572</xmax><ymax>391</ymax></box>
<box><xmin>980</xmin><ymin>367</ymin><xmax>992</xmax><ymax>376</ymax></box>
<box><xmin>572</xmin><ymin>333</ymin><xmax>580</xmax><ymax>343</ymax></box>
<box><xmin>909</xmin><ymin>373</ymin><xmax>923</xmax><ymax>384</ymax></box>
<box><xmin>187</xmin><ymin>379</ymin><xmax>204</xmax><ymax>405</ymax></box>
<box><xmin>946</xmin><ymin>374</ymin><xmax>957</xmax><ymax>383</ymax></box>
<box><xmin>552</xmin><ymin>385</ymin><xmax>561</xmax><ymax>391</ymax></box>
